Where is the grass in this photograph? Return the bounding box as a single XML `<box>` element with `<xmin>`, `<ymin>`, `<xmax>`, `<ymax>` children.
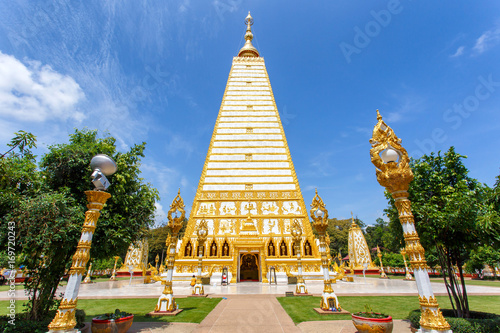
<box><xmin>0</xmin><ymin>297</ymin><xmax>221</xmax><ymax>323</ymax></box>
<box><xmin>277</xmin><ymin>295</ymin><xmax>500</xmax><ymax>323</ymax></box>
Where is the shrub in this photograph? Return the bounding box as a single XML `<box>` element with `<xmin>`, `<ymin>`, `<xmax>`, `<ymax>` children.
<box><xmin>407</xmin><ymin>309</ymin><xmax>500</xmax><ymax>333</ymax></box>
<box><xmin>75</xmin><ymin>309</ymin><xmax>86</xmax><ymax>329</ymax></box>
<box><xmin>0</xmin><ymin>315</ymin><xmax>50</xmax><ymax>333</ymax></box>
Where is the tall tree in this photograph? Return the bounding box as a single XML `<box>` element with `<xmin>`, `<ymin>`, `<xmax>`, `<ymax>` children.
<box><xmin>317</xmin><ymin>217</ymin><xmax>366</xmax><ymax>258</ymax></box>
<box><xmin>0</xmin><ymin>129</ymin><xmax>159</xmax><ymax>321</ymax></box>
<box><xmin>384</xmin><ymin>147</ymin><xmax>500</xmax><ymax>318</ymax></box>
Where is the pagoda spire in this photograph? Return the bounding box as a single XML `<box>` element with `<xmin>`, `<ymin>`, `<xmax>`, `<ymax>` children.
<box><xmin>238</xmin><ymin>11</ymin><xmax>260</xmax><ymax>57</ymax></box>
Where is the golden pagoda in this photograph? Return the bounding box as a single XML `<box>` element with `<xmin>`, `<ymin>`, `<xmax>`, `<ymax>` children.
<box><xmin>117</xmin><ymin>240</ymin><xmax>149</xmax><ymax>277</ymax></box>
<box><xmin>174</xmin><ymin>12</ymin><xmax>321</xmax><ymax>283</ymax></box>
<box><xmin>347</xmin><ymin>213</ymin><xmax>377</xmax><ymax>273</ymax></box>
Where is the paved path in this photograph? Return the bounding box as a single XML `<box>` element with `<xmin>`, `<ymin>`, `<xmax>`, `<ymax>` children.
<box><xmin>116</xmin><ymin>294</ymin><xmax>415</xmax><ymax>333</ymax></box>
<box><xmin>3</xmin><ymin>277</ymin><xmax>499</xmax><ymax>300</ymax></box>
<box><xmin>194</xmin><ymin>294</ymin><xmax>300</xmax><ymax>333</ymax></box>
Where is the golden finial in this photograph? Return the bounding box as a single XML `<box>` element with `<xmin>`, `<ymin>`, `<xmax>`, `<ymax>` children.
<box><xmin>351</xmin><ymin>212</ymin><xmax>357</xmax><ymax>227</ymax></box>
<box><xmin>238</xmin><ymin>11</ymin><xmax>260</xmax><ymax>57</ymax></box>
<box><xmin>376</xmin><ymin>109</ymin><xmax>382</xmax><ymax>121</ymax></box>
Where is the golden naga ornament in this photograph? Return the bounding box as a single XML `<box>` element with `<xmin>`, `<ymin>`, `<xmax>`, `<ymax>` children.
<box><xmin>168</xmin><ymin>189</ymin><xmax>186</xmax><ymax>235</ymax></box>
<box><xmin>369</xmin><ymin>110</ymin><xmax>413</xmax><ymax>193</ymax></box>
<box><xmin>310</xmin><ymin>189</ymin><xmax>329</xmax><ymax>233</ymax></box>
<box><xmin>369</xmin><ymin>110</ymin><xmax>451</xmax><ymax>332</ymax></box>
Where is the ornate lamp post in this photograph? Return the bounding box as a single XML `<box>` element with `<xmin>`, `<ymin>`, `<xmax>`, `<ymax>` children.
<box><xmin>310</xmin><ymin>190</ymin><xmax>341</xmax><ymax>312</ymax></box>
<box><xmin>377</xmin><ymin>246</ymin><xmax>388</xmax><ymax>279</ymax></box>
<box><xmin>291</xmin><ymin>219</ymin><xmax>307</xmax><ymax>294</ymax></box>
<box><xmin>48</xmin><ymin>154</ymin><xmax>116</xmax><ymax>332</ymax></box>
<box><xmin>401</xmin><ymin>248</ymin><xmax>414</xmax><ymax>281</ymax></box>
<box><xmin>82</xmin><ymin>262</ymin><xmax>93</xmax><ymax>284</ymax></box>
<box><xmin>193</xmin><ymin>219</ymin><xmax>208</xmax><ymax>295</ymax></box>
<box><xmin>110</xmin><ymin>256</ymin><xmax>120</xmax><ymax>281</ymax></box>
<box><xmin>151</xmin><ymin>190</ymin><xmax>185</xmax><ymax>313</ymax></box>
<box><xmin>369</xmin><ymin>110</ymin><xmax>451</xmax><ymax>332</ymax></box>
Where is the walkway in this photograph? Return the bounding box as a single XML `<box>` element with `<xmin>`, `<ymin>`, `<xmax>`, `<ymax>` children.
<box><xmin>3</xmin><ymin>277</ymin><xmax>499</xmax><ymax>300</ymax></box>
<box><xmin>121</xmin><ymin>295</ymin><xmax>414</xmax><ymax>333</ymax></box>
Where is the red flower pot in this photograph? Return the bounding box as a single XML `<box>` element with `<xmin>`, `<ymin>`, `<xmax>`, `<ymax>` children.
<box><xmin>91</xmin><ymin>314</ymin><xmax>134</xmax><ymax>333</ymax></box>
<box><xmin>352</xmin><ymin>313</ymin><xmax>393</xmax><ymax>333</ymax></box>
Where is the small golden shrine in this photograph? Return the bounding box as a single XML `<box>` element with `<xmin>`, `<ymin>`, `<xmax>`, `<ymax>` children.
<box><xmin>347</xmin><ymin>214</ymin><xmax>377</xmax><ymax>272</ymax></box>
<box><xmin>117</xmin><ymin>240</ymin><xmax>149</xmax><ymax>277</ymax></box>
<box><xmin>174</xmin><ymin>12</ymin><xmax>321</xmax><ymax>283</ymax></box>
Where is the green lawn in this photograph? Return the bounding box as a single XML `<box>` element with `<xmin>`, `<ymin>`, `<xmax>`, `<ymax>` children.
<box><xmin>277</xmin><ymin>295</ymin><xmax>500</xmax><ymax>323</ymax></box>
<box><xmin>0</xmin><ymin>297</ymin><xmax>221</xmax><ymax>323</ymax></box>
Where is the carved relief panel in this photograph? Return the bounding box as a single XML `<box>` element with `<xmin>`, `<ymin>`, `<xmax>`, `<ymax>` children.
<box><xmin>263</xmin><ymin>219</ymin><xmax>279</xmax><ymax>234</ymax></box>
<box><xmin>197</xmin><ymin>202</ymin><xmax>216</xmax><ymax>216</ymax></box>
<box><xmin>261</xmin><ymin>201</ymin><xmax>279</xmax><ymax>215</ymax></box>
<box><xmin>220</xmin><ymin>202</ymin><xmax>237</xmax><ymax>216</ymax></box>
<box><xmin>282</xmin><ymin>201</ymin><xmax>302</xmax><ymax>215</ymax></box>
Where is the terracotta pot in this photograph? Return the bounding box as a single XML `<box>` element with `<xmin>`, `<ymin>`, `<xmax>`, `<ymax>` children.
<box><xmin>352</xmin><ymin>313</ymin><xmax>393</xmax><ymax>333</ymax></box>
<box><xmin>79</xmin><ymin>322</ymin><xmax>90</xmax><ymax>333</ymax></box>
<box><xmin>91</xmin><ymin>314</ymin><xmax>134</xmax><ymax>333</ymax></box>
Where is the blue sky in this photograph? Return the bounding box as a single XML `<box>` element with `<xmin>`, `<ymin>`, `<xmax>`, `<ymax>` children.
<box><xmin>1</xmin><ymin>1</ymin><xmax>499</xmax><ymax>226</ymax></box>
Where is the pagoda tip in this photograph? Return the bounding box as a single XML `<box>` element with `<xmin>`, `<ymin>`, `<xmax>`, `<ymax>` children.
<box><xmin>376</xmin><ymin>109</ymin><xmax>382</xmax><ymax>121</ymax></box>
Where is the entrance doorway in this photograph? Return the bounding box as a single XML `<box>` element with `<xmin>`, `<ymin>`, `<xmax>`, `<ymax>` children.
<box><xmin>239</xmin><ymin>253</ymin><xmax>260</xmax><ymax>281</ymax></box>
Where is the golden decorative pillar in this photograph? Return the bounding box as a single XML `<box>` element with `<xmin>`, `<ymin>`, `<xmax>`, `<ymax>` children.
<box><xmin>369</xmin><ymin>110</ymin><xmax>451</xmax><ymax>332</ymax></box>
<box><xmin>260</xmin><ymin>248</ymin><xmax>269</xmax><ymax>283</ymax></box>
<box><xmin>48</xmin><ymin>190</ymin><xmax>111</xmax><ymax>331</ymax></box>
<box><xmin>152</xmin><ymin>190</ymin><xmax>185</xmax><ymax>313</ymax></box>
<box><xmin>310</xmin><ymin>190</ymin><xmax>341</xmax><ymax>311</ymax></box>
<box><xmin>292</xmin><ymin>219</ymin><xmax>307</xmax><ymax>294</ymax></box>
<box><xmin>401</xmin><ymin>248</ymin><xmax>414</xmax><ymax>281</ymax></box>
<box><xmin>82</xmin><ymin>262</ymin><xmax>93</xmax><ymax>284</ymax></box>
<box><xmin>377</xmin><ymin>246</ymin><xmax>388</xmax><ymax>279</ymax></box>
<box><xmin>110</xmin><ymin>256</ymin><xmax>120</xmax><ymax>281</ymax></box>
<box><xmin>193</xmin><ymin>219</ymin><xmax>208</xmax><ymax>295</ymax></box>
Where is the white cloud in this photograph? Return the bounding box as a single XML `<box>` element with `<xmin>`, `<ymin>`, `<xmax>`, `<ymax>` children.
<box><xmin>450</xmin><ymin>46</ymin><xmax>465</xmax><ymax>58</ymax></box>
<box><xmin>154</xmin><ymin>202</ymin><xmax>167</xmax><ymax>227</ymax></box>
<box><xmin>0</xmin><ymin>52</ymin><xmax>85</xmax><ymax>122</ymax></box>
<box><xmin>473</xmin><ymin>25</ymin><xmax>500</xmax><ymax>55</ymax></box>
<box><xmin>164</xmin><ymin>131</ymin><xmax>195</xmax><ymax>156</ymax></box>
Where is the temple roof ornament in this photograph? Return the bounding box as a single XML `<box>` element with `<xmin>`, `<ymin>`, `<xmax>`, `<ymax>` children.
<box><xmin>238</xmin><ymin>12</ymin><xmax>260</xmax><ymax>58</ymax></box>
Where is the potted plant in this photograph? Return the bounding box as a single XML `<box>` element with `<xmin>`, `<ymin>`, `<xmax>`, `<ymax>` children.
<box><xmin>91</xmin><ymin>309</ymin><xmax>133</xmax><ymax>333</ymax></box>
<box><xmin>352</xmin><ymin>305</ymin><xmax>393</xmax><ymax>333</ymax></box>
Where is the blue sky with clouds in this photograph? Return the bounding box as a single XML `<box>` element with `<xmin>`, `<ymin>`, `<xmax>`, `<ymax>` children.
<box><xmin>1</xmin><ymin>1</ymin><xmax>499</xmax><ymax>226</ymax></box>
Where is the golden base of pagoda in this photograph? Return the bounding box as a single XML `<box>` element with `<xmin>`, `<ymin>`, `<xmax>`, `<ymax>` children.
<box><xmin>314</xmin><ymin>308</ymin><xmax>350</xmax><ymax>315</ymax></box>
<box><xmin>346</xmin><ymin>269</ymin><xmax>380</xmax><ymax>275</ymax></box>
<box><xmin>293</xmin><ymin>292</ymin><xmax>310</xmax><ymax>296</ymax></box>
<box><xmin>146</xmin><ymin>309</ymin><xmax>183</xmax><ymax>317</ymax></box>
<box><xmin>116</xmin><ymin>270</ymin><xmax>149</xmax><ymax>277</ymax></box>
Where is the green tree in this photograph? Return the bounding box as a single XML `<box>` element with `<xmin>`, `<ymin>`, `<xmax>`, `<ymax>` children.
<box><xmin>317</xmin><ymin>217</ymin><xmax>366</xmax><ymax>258</ymax></box>
<box><xmin>0</xmin><ymin>129</ymin><xmax>159</xmax><ymax>322</ymax></box>
<box><xmin>384</xmin><ymin>147</ymin><xmax>500</xmax><ymax>318</ymax></box>
<box><xmin>365</xmin><ymin>218</ymin><xmax>397</xmax><ymax>252</ymax></box>
<box><xmin>0</xmin><ymin>130</ymin><xmax>37</xmax><ymax>159</ymax></box>
<box><xmin>466</xmin><ymin>245</ymin><xmax>500</xmax><ymax>278</ymax></box>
